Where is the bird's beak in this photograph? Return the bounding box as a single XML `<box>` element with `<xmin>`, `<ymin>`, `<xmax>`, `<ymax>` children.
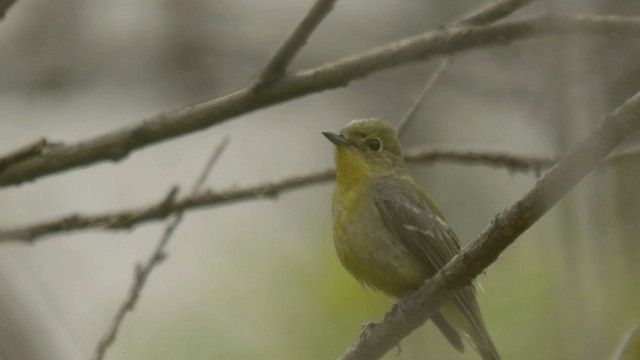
<box><xmin>322</xmin><ymin>132</ymin><xmax>351</xmax><ymax>147</ymax></box>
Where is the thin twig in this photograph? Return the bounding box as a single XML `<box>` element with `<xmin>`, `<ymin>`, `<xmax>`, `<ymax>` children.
<box><xmin>0</xmin><ymin>169</ymin><xmax>334</xmax><ymax>243</ymax></box>
<box><xmin>404</xmin><ymin>145</ymin><xmax>556</xmax><ymax>173</ymax></box>
<box><xmin>2</xmin><ymin>145</ymin><xmax>639</xmax><ymax>244</ymax></box>
<box><xmin>1</xmin><ymin>14</ymin><xmax>639</xmax><ymax>188</ymax></box>
<box><xmin>255</xmin><ymin>0</ymin><xmax>338</xmax><ymax>87</ymax></box>
<box><xmin>457</xmin><ymin>0</ymin><xmax>536</xmax><ymax>25</ymax></box>
<box><xmin>397</xmin><ymin>58</ymin><xmax>451</xmax><ymax>136</ymax></box>
<box><xmin>190</xmin><ymin>138</ymin><xmax>231</xmax><ymax>192</ymax></box>
<box><xmin>610</xmin><ymin>324</ymin><xmax>640</xmax><ymax>360</ymax></box>
<box><xmin>397</xmin><ymin>0</ymin><xmax>537</xmax><ymax>136</ymax></box>
<box><xmin>92</xmin><ymin>137</ymin><xmax>230</xmax><ymax>360</ymax></box>
<box><xmin>337</xmin><ymin>89</ymin><xmax>640</xmax><ymax>360</ymax></box>
<box><xmin>606</xmin><ymin>145</ymin><xmax>640</xmax><ymax>164</ymax></box>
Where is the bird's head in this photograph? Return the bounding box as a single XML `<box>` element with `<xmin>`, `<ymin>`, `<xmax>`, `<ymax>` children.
<box><xmin>323</xmin><ymin>118</ymin><xmax>406</xmax><ymax>187</ymax></box>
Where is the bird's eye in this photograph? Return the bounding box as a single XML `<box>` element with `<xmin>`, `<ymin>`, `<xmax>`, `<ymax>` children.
<box><xmin>367</xmin><ymin>138</ymin><xmax>381</xmax><ymax>152</ymax></box>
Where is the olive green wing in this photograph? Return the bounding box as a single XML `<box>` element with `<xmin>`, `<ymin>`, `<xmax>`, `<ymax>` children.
<box><xmin>370</xmin><ymin>176</ymin><xmax>461</xmax><ymax>276</ymax></box>
<box><xmin>370</xmin><ymin>176</ymin><xmax>490</xmax><ymax>353</ymax></box>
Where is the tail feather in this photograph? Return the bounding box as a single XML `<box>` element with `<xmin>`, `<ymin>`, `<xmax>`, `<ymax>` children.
<box><xmin>471</xmin><ymin>329</ymin><xmax>501</xmax><ymax>360</ymax></box>
<box><xmin>440</xmin><ymin>298</ymin><xmax>501</xmax><ymax>360</ymax></box>
<box><xmin>432</xmin><ymin>312</ymin><xmax>464</xmax><ymax>353</ymax></box>
<box><xmin>463</xmin><ymin>298</ymin><xmax>501</xmax><ymax>360</ymax></box>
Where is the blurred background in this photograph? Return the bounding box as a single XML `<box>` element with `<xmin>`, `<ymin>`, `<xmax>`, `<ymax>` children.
<box><xmin>1</xmin><ymin>0</ymin><xmax>639</xmax><ymax>359</ymax></box>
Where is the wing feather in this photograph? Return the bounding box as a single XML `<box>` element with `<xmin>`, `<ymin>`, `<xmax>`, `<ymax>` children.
<box><xmin>371</xmin><ymin>176</ymin><xmax>460</xmax><ymax>275</ymax></box>
<box><xmin>370</xmin><ymin>176</ymin><xmax>489</xmax><ymax>346</ymax></box>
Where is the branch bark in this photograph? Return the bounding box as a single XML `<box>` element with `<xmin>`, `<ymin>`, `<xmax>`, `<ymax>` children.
<box><xmin>396</xmin><ymin>58</ymin><xmax>451</xmax><ymax>136</ymax></box>
<box><xmin>0</xmin><ymin>0</ymin><xmax>18</xmax><ymax>20</ymax></box>
<box><xmin>92</xmin><ymin>137</ymin><xmax>229</xmax><ymax>360</ymax></box>
<box><xmin>1</xmin><ymin>14</ymin><xmax>639</xmax><ymax>188</ymax></box>
<box><xmin>0</xmin><ymin>139</ymin><xmax>57</xmax><ymax>172</ymax></box>
<box><xmin>610</xmin><ymin>324</ymin><xmax>640</xmax><ymax>360</ymax></box>
<box><xmin>397</xmin><ymin>0</ymin><xmax>538</xmax><ymax>135</ymax></box>
<box><xmin>337</xmin><ymin>89</ymin><xmax>640</xmax><ymax>360</ymax></box>
<box><xmin>2</xmin><ymin>145</ymin><xmax>638</xmax><ymax>243</ymax></box>
<box><xmin>255</xmin><ymin>0</ymin><xmax>338</xmax><ymax>86</ymax></box>
<box><xmin>456</xmin><ymin>0</ymin><xmax>536</xmax><ymax>26</ymax></box>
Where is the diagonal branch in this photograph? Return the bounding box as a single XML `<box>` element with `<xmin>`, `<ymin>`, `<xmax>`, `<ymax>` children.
<box><xmin>396</xmin><ymin>58</ymin><xmax>451</xmax><ymax>136</ymax></box>
<box><xmin>255</xmin><ymin>0</ymin><xmax>339</xmax><ymax>87</ymax></box>
<box><xmin>92</xmin><ymin>137</ymin><xmax>230</xmax><ymax>360</ymax></box>
<box><xmin>397</xmin><ymin>0</ymin><xmax>537</xmax><ymax>135</ymax></box>
<box><xmin>337</xmin><ymin>90</ymin><xmax>640</xmax><ymax>359</ymax></box>
<box><xmin>1</xmin><ymin>145</ymin><xmax>639</xmax><ymax>244</ymax></box>
<box><xmin>0</xmin><ymin>139</ymin><xmax>59</xmax><ymax>172</ymax></box>
<box><xmin>609</xmin><ymin>324</ymin><xmax>640</xmax><ymax>360</ymax></box>
<box><xmin>457</xmin><ymin>0</ymin><xmax>536</xmax><ymax>26</ymax></box>
<box><xmin>2</xmin><ymin>14</ymin><xmax>639</xmax><ymax>188</ymax></box>
<box><xmin>0</xmin><ymin>0</ymin><xmax>18</xmax><ymax>20</ymax></box>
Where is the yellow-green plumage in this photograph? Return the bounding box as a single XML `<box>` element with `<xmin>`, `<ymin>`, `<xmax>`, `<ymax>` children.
<box><xmin>324</xmin><ymin>118</ymin><xmax>500</xmax><ymax>360</ymax></box>
<box><xmin>333</xmin><ymin>174</ymin><xmax>429</xmax><ymax>297</ymax></box>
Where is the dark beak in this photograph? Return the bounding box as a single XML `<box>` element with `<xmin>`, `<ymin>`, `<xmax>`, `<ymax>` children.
<box><xmin>322</xmin><ymin>132</ymin><xmax>351</xmax><ymax>147</ymax></box>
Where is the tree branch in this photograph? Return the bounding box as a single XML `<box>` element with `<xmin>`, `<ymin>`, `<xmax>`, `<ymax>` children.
<box><xmin>92</xmin><ymin>137</ymin><xmax>230</xmax><ymax>360</ymax></box>
<box><xmin>1</xmin><ymin>14</ymin><xmax>638</xmax><ymax>188</ymax></box>
<box><xmin>0</xmin><ymin>139</ymin><xmax>59</xmax><ymax>172</ymax></box>
<box><xmin>255</xmin><ymin>0</ymin><xmax>338</xmax><ymax>87</ymax></box>
<box><xmin>456</xmin><ymin>0</ymin><xmax>536</xmax><ymax>26</ymax></box>
<box><xmin>396</xmin><ymin>58</ymin><xmax>451</xmax><ymax>136</ymax></box>
<box><xmin>0</xmin><ymin>169</ymin><xmax>334</xmax><ymax>243</ymax></box>
<box><xmin>610</xmin><ymin>324</ymin><xmax>640</xmax><ymax>360</ymax></box>
<box><xmin>0</xmin><ymin>0</ymin><xmax>18</xmax><ymax>20</ymax></box>
<box><xmin>2</xmin><ymin>145</ymin><xmax>639</xmax><ymax>243</ymax></box>
<box><xmin>397</xmin><ymin>0</ymin><xmax>538</xmax><ymax>135</ymax></box>
<box><xmin>337</xmin><ymin>89</ymin><xmax>640</xmax><ymax>360</ymax></box>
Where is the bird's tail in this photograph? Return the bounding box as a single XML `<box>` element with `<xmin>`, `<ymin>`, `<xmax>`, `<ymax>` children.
<box><xmin>469</xmin><ymin>325</ymin><xmax>501</xmax><ymax>360</ymax></box>
<box><xmin>440</xmin><ymin>298</ymin><xmax>501</xmax><ymax>360</ymax></box>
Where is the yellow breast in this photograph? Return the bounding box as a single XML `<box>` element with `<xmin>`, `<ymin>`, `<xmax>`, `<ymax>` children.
<box><xmin>331</xmin><ymin>180</ymin><xmax>427</xmax><ymax>298</ymax></box>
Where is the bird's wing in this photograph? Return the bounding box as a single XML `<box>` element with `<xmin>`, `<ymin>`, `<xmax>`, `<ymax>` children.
<box><xmin>371</xmin><ymin>176</ymin><xmax>489</xmax><ymax>345</ymax></box>
<box><xmin>370</xmin><ymin>175</ymin><xmax>460</xmax><ymax>277</ymax></box>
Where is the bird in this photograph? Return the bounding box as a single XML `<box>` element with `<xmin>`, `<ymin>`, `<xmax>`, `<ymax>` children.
<box><xmin>323</xmin><ymin>118</ymin><xmax>500</xmax><ymax>359</ymax></box>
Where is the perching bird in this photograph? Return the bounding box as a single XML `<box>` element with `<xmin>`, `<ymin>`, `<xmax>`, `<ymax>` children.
<box><xmin>323</xmin><ymin>118</ymin><xmax>500</xmax><ymax>359</ymax></box>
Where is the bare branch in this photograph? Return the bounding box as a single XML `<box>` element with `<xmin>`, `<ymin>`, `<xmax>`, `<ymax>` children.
<box><xmin>0</xmin><ymin>139</ymin><xmax>59</xmax><ymax>172</ymax></box>
<box><xmin>610</xmin><ymin>324</ymin><xmax>640</xmax><ymax>360</ymax></box>
<box><xmin>190</xmin><ymin>137</ymin><xmax>231</xmax><ymax>192</ymax></box>
<box><xmin>1</xmin><ymin>14</ymin><xmax>639</xmax><ymax>189</ymax></box>
<box><xmin>0</xmin><ymin>0</ymin><xmax>18</xmax><ymax>20</ymax></box>
<box><xmin>457</xmin><ymin>0</ymin><xmax>537</xmax><ymax>26</ymax></box>
<box><xmin>405</xmin><ymin>144</ymin><xmax>559</xmax><ymax>173</ymax></box>
<box><xmin>92</xmin><ymin>137</ymin><xmax>230</xmax><ymax>360</ymax></box>
<box><xmin>337</xmin><ymin>89</ymin><xmax>640</xmax><ymax>360</ymax></box>
<box><xmin>606</xmin><ymin>145</ymin><xmax>640</xmax><ymax>164</ymax></box>
<box><xmin>396</xmin><ymin>58</ymin><xmax>451</xmax><ymax>136</ymax></box>
<box><xmin>2</xmin><ymin>145</ymin><xmax>639</xmax><ymax>243</ymax></box>
<box><xmin>0</xmin><ymin>169</ymin><xmax>335</xmax><ymax>243</ymax></box>
<box><xmin>255</xmin><ymin>0</ymin><xmax>338</xmax><ymax>87</ymax></box>
<box><xmin>398</xmin><ymin>0</ymin><xmax>537</xmax><ymax>135</ymax></box>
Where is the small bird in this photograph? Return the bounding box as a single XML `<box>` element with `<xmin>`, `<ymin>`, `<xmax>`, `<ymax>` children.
<box><xmin>323</xmin><ymin>118</ymin><xmax>500</xmax><ymax>359</ymax></box>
